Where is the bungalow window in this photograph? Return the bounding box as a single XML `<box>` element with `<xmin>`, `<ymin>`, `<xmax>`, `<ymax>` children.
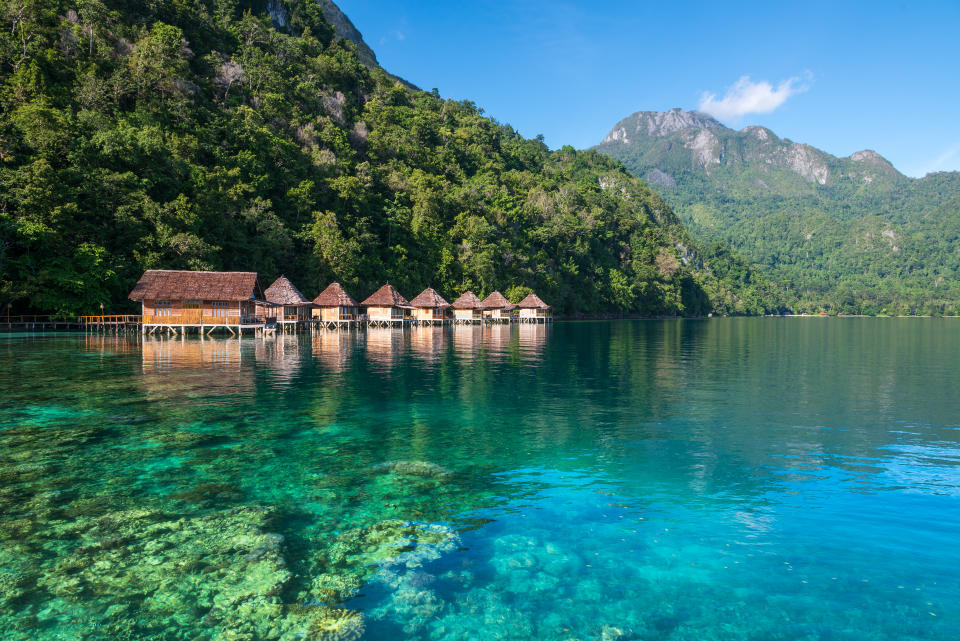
<box><xmin>211</xmin><ymin>301</ymin><xmax>229</xmax><ymax>317</ymax></box>
<box><xmin>155</xmin><ymin>300</ymin><xmax>172</xmax><ymax>316</ymax></box>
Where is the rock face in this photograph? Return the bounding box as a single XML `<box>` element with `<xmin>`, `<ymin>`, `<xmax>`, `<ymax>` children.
<box><xmin>317</xmin><ymin>0</ymin><xmax>379</xmax><ymax>68</ymax></box>
<box><xmin>596</xmin><ymin>108</ymin><xmax>903</xmax><ymax>189</ymax></box>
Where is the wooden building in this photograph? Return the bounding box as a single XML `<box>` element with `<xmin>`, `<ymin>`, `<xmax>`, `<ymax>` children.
<box><xmin>312</xmin><ymin>282</ymin><xmax>361</xmax><ymax>328</ymax></box>
<box><xmin>362</xmin><ymin>284</ymin><xmax>412</xmax><ymax>327</ymax></box>
<box><xmin>481</xmin><ymin>290</ymin><xmax>516</xmax><ymax>322</ymax></box>
<box><xmin>263</xmin><ymin>276</ymin><xmax>313</xmax><ymax>328</ymax></box>
<box><xmin>129</xmin><ymin>270</ymin><xmax>275</xmax><ymax>335</ymax></box>
<box><xmin>452</xmin><ymin>291</ymin><xmax>484</xmax><ymax>323</ymax></box>
<box><xmin>409</xmin><ymin>288</ymin><xmax>452</xmax><ymax>324</ymax></box>
<box><xmin>516</xmin><ymin>292</ymin><xmax>553</xmax><ymax>323</ymax></box>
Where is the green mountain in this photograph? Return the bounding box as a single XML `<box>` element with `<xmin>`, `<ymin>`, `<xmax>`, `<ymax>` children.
<box><xmin>0</xmin><ymin>1</ymin><xmax>780</xmax><ymax>317</ymax></box>
<box><xmin>596</xmin><ymin>109</ymin><xmax>960</xmax><ymax>315</ymax></box>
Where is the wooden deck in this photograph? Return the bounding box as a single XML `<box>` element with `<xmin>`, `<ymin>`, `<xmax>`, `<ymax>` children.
<box><xmin>38</xmin><ymin>311</ymin><xmax>542</xmax><ymax>335</ymax></box>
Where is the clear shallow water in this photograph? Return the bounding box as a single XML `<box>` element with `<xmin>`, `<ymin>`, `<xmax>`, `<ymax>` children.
<box><xmin>1</xmin><ymin>320</ymin><xmax>958</xmax><ymax>640</ymax></box>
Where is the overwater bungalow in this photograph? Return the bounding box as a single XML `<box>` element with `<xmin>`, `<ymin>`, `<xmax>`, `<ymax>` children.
<box><xmin>452</xmin><ymin>291</ymin><xmax>484</xmax><ymax>323</ymax></box>
<box><xmin>263</xmin><ymin>276</ymin><xmax>313</xmax><ymax>328</ymax></box>
<box><xmin>409</xmin><ymin>288</ymin><xmax>452</xmax><ymax>324</ymax></box>
<box><xmin>312</xmin><ymin>282</ymin><xmax>361</xmax><ymax>328</ymax></box>
<box><xmin>516</xmin><ymin>292</ymin><xmax>553</xmax><ymax>323</ymax></box>
<box><xmin>481</xmin><ymin>290</ymin><xmax>516</xmax><ymax>322</ymax></box>
<box><xmin>129</xmin><ymin>270</ymin><xmax>276</xmax><ymax>335</ymax></box>
<box><xmin>362</xmin><ymin>283</ymin><xmax>412</xmax><ymax>327</ymax></box>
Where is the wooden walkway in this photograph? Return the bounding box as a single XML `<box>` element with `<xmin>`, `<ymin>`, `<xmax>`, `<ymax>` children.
<box><xmin>0</xmin><ymin>313</ymin><xmax>550</xmax><ymax>334</ymax></box>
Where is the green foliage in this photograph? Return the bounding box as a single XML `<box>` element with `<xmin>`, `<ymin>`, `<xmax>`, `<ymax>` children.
<box><xmin>0</xmin><ymin>1</ymin><xmax>778</xmax><ymax>316</ymax></box>
<box><xmin>598</xmin><ymin>112</ymin><xmax>960</xmax><ymax>315</ymax></box>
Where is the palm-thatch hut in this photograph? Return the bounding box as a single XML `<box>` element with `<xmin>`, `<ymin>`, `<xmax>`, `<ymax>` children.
<box><xmin>452</xmin><ymin>291</ymin><xmax>484</xmax><ymax>323</ymax></box>
<box><xmin>263</xmin><ymin>276</ymin><xmax>313</xmax><ymax>326</ymax></box>
<box><xmin>361</xmin><ymin>283</ymin><xmax>412</xmax><ymax>326</ymax></box>
<box><xmin>516</xmin><ymin>292</ymin><xmax>552</xmax><ymax>322</ymax></box>
<box><xmin>129</xmin><ymin>270</ymin><xmax>274</xmax><ymax>333</ymax></box>
<box><xmin>312</xmin><ymin>282</ymin><xmax>360</xmax><ymax>327</ymax></box>
<box><xmin>409</xmin><ymin>287</ymin><xmax>452</xmax><ymax>324</ymax></box>
<box><xmin>481</xmin><ymin>290</ymin><xmax>516</xmax><ymax>321</ymax></box>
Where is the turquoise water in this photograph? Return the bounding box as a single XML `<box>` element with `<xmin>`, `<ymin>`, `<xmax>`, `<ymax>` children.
<box><xmin>1</xmin><ymin>320</ymin><xmax>958</xmax><ymax>640</ymax></box>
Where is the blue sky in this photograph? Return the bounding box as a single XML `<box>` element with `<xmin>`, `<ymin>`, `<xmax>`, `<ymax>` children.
<box><xmin>336</xmin><ymin>0</ymin><xmax>960</xmax><ymax>177</ymax></box>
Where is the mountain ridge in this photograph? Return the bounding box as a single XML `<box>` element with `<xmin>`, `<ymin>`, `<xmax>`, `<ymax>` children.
<box><xmin>595</xmin><ymin>109</ymin><xmax>960</xmax><ymax>314</ymax></box>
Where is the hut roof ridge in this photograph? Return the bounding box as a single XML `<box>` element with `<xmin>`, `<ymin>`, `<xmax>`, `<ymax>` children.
<box><xmin>452</xmin><ymin>290</ymin><xmax>484</xmax><ymax>310</ymax></box>
<box><xmin>313</xmin><ymin>282</ymin><xmax>359</xmax><ymax>307</ymax></box>
<box><xmin>264</xmin><ymin>276</ymin><xmax>311</xmax><ymax>306</ymax></box>
<box><xmin>128</xmin><ymin>270</ymin><xmax>263</xmax><ymax>302</ymax></box>
<box><xmin>409</xmin><ymin>287</ymin><xmax>451</xmax><ymax>309</ymax></box>
<box><xmin>361</xmin><ymin>283</ymin><xmax>411</xmax><ymax>307</ymax></box>
<box><xmin>481</xmin><ymin>290</ymin><xmax>515</xmax><ymax>310</ymax></box>
<box><xmin>516</xmin><ymin>292</ymin><xmax>551</xmax><ymax>309</ymax></box>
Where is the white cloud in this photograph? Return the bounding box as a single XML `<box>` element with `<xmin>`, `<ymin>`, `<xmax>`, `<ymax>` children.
<box><xmin>698</xmin><ymin>74</ymin><xmax>811</xmax><ymax>120</ymax></box>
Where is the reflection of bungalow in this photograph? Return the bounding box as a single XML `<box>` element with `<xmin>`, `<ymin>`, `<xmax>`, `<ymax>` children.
<box><xmin>129</xmin><ymin>270</ymin><xmax>275</xmax><ymax>335</ymax></box>
<box><xmin>482</xmin><ymin>322</ymin><xmax>515</xmax><ymax>356</ymax></box>
<box><xmin>452</xmin><ymin>291</ymin><xmax>484</xmax><ymax>323</ymax></box>
<box><xmin>312</xmin><ymin>329</ymin><xmax>353</xmax><ymax>371</ymax></box>
<box><xmin>481</xmin><ymin>290</ymin><xmax>516</xmax><ymax>322</ymax></box>
<box><xmin>362</xmin><ymin>284</ymin><xmax>412</xmax><ymax>327</ymax></box>
<box><xmin>516</xmin><ymin>292</ymin><xmax>553</xmax><ymax>323</ymax></box>
<box><xmin>141</xmin><ymin>337</ymin><xmax>242</xmax><ymax>371</ymax></box>
<box><xmin>518</xmin><ymin>322</ymin><xmax>548</xmax><ymax>352</ymax></box>
<box><xmin>453</xmin><ymin>323</ymin><xmax>483</xmax><ymax>357</ymax></box>
<box><xmin>366</xmin><ymin>326</ymin><xmax>404</xmax><ymax>369</ymax></box>
<box><xmin>263</xmin><ymin>276</ymin><xmax>313</xmax><ymax>327</ymax></box>
<box><xmin>313</xmin><ymin>282</ymin><xmax>361</xmax><ymax>328</ymax></box>
<box><xmin>409</xmin><ymin>326</ymin><xmax>445</xmax><ymax>359</ymax></box>
<box><xmin>409</xmin><ymin>288</ymin><xmax>452</xmax><ymax>324</ymax></box>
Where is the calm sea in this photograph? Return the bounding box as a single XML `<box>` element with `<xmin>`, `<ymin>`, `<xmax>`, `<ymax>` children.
<box><xmin>1</xmin><ymin>319</ymin><xmax>958</xmax><ymax>640</ymax></box>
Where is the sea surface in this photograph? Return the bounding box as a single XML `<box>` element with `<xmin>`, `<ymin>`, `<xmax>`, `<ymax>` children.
<box><xmin>1</xmin><ymin>319</ymin><xmax>958</xmax><ymax>641</ymax></box>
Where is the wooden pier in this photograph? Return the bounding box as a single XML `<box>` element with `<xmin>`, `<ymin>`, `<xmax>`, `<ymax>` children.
<box><xmin>2</xmin><ymin>315</ymin><xmax>83</xmax><ymax>331</ymax></box>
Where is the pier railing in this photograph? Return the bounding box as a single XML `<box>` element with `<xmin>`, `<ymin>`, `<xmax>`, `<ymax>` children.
<box><xmin>140</xmin><ymin>313</ymin><xmax>276</xmax><ymax>325</ymax></box>
<box><xmin>78</xmin><ymin>315</ymin><xmax>142</xmax><ymax>326</ymax></box>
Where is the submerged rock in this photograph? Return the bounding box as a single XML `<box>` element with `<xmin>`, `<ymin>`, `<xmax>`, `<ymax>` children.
<box><xmin>371</xmin><ymin>460</ymin><xmax>452</xmax><ymax>479</ymax></box>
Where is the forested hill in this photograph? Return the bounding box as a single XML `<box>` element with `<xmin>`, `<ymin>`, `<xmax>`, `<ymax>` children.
<box><xmin>596</xmin><ymin>109</ymin><xmax>960</xmax><ymax>315</ymax></box>
<box><xmin>0</xmin><ymin>1</ymin><xmax>781</xmax><ymax>317</ymax></box>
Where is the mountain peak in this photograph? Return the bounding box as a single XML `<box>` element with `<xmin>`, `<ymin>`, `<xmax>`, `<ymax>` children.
<box><xmin>849</xmin><ymin>149</ymin><xmax>892</xmax><ymax>166</ymax></box>
<box><xmin>601</xmin><ymin>108</ymin><xmax>723</xmax><ymax>144</ymax></box>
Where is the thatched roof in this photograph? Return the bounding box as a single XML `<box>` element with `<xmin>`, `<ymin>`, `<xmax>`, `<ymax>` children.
<box><xmin>481</xmin><ymin>290</ymin><xmax>515</xmax><ymax>310</ymax></box>
<box><xmin>265</xmin><ymin>276</ymin><xmax>311</xmax><ymax>306</ymax></box>
<box><xmin>409</xmin><ymin>287</ymin><xmax>451</xmax><ymax>309</ymax></box>
<box><xmin>361</xmin><ymin>283</ymin><xmax>411</xmax><ymax>307</ymax></box>
<box><xmin>451</xmin><ymin>291</ymin><xmax>483</xmax><ymax>310</ymax></box>
<box><xmin>129</xmin><ymin>270</ymin><xmax>263</xmax><ymax>302</ymax></box>
<box><xmin>516</xmin><ymin>292</ymin><xmax>551</xmax><ymax>309</ymax></box>
<box><xmin>313</xmin><ymin>282</ymin><xmax>359</xmax><ymax>307</ymax></box>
